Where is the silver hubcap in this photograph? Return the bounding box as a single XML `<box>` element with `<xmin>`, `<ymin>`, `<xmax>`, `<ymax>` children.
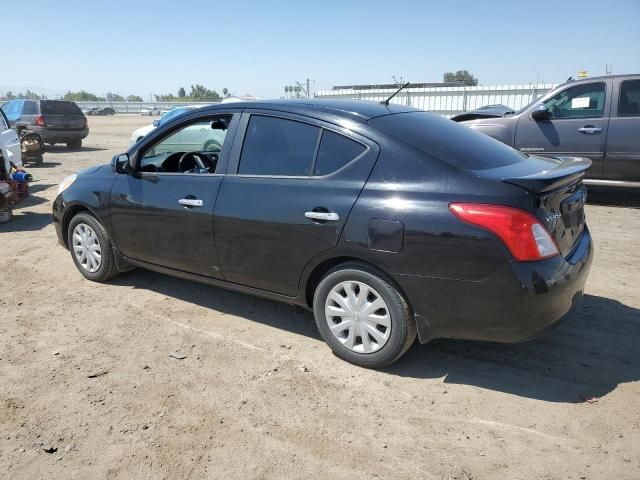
<box><xmin>324</xmin><ymin>281</ymin><xmax>391</xmax><ymax>354</ymax></box>
<box><xmin>72</xmin><ymin>223</ymin><xmax>102</xmax><ymax>273</ymax></box>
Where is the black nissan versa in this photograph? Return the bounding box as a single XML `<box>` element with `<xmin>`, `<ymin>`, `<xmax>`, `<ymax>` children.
<box><xmin>53</xmin><ymin>99</ymin><xmax>593</xmax><ymax>368</ymax></box>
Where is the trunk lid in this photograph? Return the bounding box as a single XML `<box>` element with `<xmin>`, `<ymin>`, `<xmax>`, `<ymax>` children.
<box><xmin>476</xmin><ymin>155</ymin><xmax>591</xmax><ymax>257</ymax></box>
<box><xmin>40</xmin><ymin>101</ymin><xmax>86</xmax><ymax>130</ymax></box>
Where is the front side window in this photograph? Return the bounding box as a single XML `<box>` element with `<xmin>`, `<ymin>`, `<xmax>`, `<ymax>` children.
<box><xmin>0</xmin><ymin>110</ymin><xmax>8</xmax><ymax>130</ymax></box>
<box><xmin>140</xmin><ymin>116</ymin><xmax>231</xmax><ymax>174</ymax></box>
<box><xmin>618</xmin><ymin>80</ymin><xmax>640</xmax><ymax>116</ymax></box>
<box><xmin>239</xmin><ymin>115</ymin><xmax>320</xmax><ymax>176</ymax></box>
<box><xmin>543</xmin><ymin>82</ymin><xmax>606</xmax><ymax>119</ymax></box>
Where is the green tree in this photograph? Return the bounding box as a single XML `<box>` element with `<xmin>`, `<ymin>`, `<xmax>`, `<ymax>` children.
<box><xmin>177</xmin><ymin>87</ymin><xmax>186</xmax><ymax>98</ymax></box>
<box><xmin>63</xmin><ymin>90</ymin><xmax>105</xmax><ymax>101</ymax></box>
<box><xmin>106</xmin><ymin>92</ymin><xmax>125</xmax><ymax>102</ymax></box>
<box><xmin>126</xmin><ymin>95</ymin><xmax>143</xmax><ymax>102</ymax></box>
<box><xmin>189</xmin><ymin>84</ymin><xmax>221</xmax><ymax>102</ymax></box>
<box><xmin>223</xmin><ymin>88</ymin><xmax>229</xmax><ymax>97</ymax></box>
<box><xmin>443</xmin><ymin>70</ymin><xmax>478</xmax><ymax>86</ymax></box>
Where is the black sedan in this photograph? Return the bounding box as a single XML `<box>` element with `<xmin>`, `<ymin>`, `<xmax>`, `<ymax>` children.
<box><xmin>53</xmin><ymin>100</ymin><xmax>593</xmax><ymax>368</ymax></box>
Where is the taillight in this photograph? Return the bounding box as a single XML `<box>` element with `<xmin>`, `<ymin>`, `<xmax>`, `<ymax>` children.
<box><xmin>449</xmin><ymin>203</ymin><xmax>559</xmax><ymax>261</ymax></box>
<box><xmin>35</xmin><ymin>115</ymin><xmax>45</xmax><ymax>126</ymax></box>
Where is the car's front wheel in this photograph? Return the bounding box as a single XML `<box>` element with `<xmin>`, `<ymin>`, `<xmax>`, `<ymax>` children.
<box><xmin>67</xmin><ymin>212</ymin><xmax>120</xmax><ymax>282</ymax></box>
<box><xmin>313</xmin><ymin>263</ymin><xmax>416</xmax><ymax>368</ymax></box>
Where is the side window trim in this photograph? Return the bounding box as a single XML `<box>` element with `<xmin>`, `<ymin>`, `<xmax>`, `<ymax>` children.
<box><xmin>541</xmin><ymin>81</ymin><xmax>607</xmax><ymax>120</ymax></box>
<box><xmin>132</xmin><ymin>111</ymin><xmax>240</xmax><ymax>176</ymax></box>
<box><xmin>228</xmin><ymin>111</ymin><xmax>371</xmax><ymax>179</ymax></box>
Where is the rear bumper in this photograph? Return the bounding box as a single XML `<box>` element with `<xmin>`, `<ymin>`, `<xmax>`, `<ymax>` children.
<box><xmin>398</xmin><ymin>227</ymin><xmax>594</xmax><ymax>343</ymax></box>
<box><xmin>29</xmin><ymin>126</ymin><xmax>89</xmax><ymax>143</ymax></box>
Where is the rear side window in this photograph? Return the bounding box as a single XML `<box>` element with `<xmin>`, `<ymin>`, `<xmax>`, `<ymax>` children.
<box><xmin>239</xmin><ymin>115</ymin><xmax>320</xmax><ymax>176</ymax></box>
<box><xmin>619</xmin><ymin>80</ymin><xmax>640</xmax><ymax>116</ymax></box>
<box><xmin>22</xmin><ymin>100</ymin><xmax>37</xmax><ymax>115</ymax></box>
<box><xmin>314</xmin><ymin>130</ymin><xmax>366</xmax><ymax>176</ymax></box>
<box><xmin>370</xmin><ymin>111</ymin><xmax>526</xmax><ymax>171</ymax></box>
<box><xmin>41</xmin><ymin>101</ymin><xmax>82</xmax><ymax>115</ymax></box>
<box><xmin>543</xmin><ymin>82</ymin><xmax>606</xmax><ymax>119</ymax></box>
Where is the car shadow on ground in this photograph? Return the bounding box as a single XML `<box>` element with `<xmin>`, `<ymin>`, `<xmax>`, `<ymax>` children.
<box><xmin>110</xmin><ymin>268</ymin><xmax>640</xmax><ymax>403</ymax></box>
<box><xmin>0</xmin><ymin>210</ymin><xmax>51</xmax><ymax>232</ymax></box>
<box><xmin>111</xmin><ymin>269</ymin><xmax>321</xmax><ymax>341</ymax></box>
<box><xmin>587</xmin><ymin>186</ymin><xmax>640</xmax><ymax>208</ymax></box>
<box><xmin>44</xmin><ymin>146</ymin><xmax>107</xmax><ymax>153</ymax></box>
<box><xmin>388</xmin><ymin>294</ymin><xmax>640</xmax><ymax>403</ymax></box>
<box><xmin>23</xmin><ymin>161</ymin><xmax>62</xmax><ymax>169</ymax></box>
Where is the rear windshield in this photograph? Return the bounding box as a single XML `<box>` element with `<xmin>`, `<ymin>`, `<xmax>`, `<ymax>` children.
<box><xmin>41</xmin><ymin>101</ymin><xmax>83</xmax><ymax>116</ymax></box>
<box><xmin>369</xmin><ymin>111</ymin><xmax>526</xmax><ymax>170</ymax></box>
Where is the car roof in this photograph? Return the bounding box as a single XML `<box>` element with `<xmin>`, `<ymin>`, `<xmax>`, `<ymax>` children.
<box><xmin>559</xmin><ymin>73</ymin><xmax>640</xmax><ymax>86</ymax></box>
<box><xmin>196</xmin><ymin>99</ymin><xmax>419</xmax><ymax>123</ymax></box>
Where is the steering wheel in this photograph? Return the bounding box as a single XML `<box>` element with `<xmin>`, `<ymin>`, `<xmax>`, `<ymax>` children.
<box><xmin>178</xmin><ymin>152</ymin><xmax>207</xmax><ymax>172</ymax></box>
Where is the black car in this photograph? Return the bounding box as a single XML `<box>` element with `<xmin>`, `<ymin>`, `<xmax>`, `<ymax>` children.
<box><xmin>1</xmin><ymin>99</ymin><xmax>88</xmax><ymax>150</ymax></box>
<box><xmin>53</xmin><ymin>100</ymin><xmax>593</xmax><ymax>368</ymax></box>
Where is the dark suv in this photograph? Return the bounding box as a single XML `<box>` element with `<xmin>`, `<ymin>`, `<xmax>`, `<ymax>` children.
<box><xmin>53</xmin><ymin>100</ymin><xmax>593</xmax><ymax>368</ymax></box>
<box><xmin>1</xmin><ymin>99</ymin><xmax>89</xmax><ymax>150</ymax></box>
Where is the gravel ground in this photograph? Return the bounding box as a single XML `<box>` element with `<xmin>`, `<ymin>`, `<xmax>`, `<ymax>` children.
<box><xmin>1</xmin><ymin>115</ymin><xmax>639</xmax><ymax>480</ymax></box>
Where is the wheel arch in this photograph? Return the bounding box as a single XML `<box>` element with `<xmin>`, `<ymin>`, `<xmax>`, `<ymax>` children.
<box><xmin>302</xmin><ymin>254</ymin><xmax>434</xmax><ymax>344</ymax></box>
<box><xmin>61</xmin><ymin>204</ymin><xmax>99</xmax><ymax>248</ymax></box>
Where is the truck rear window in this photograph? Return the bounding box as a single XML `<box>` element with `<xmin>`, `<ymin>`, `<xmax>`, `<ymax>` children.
<box><xmin>369</xmin><ymin>111</ymin><xmax>526</xmax><ymax>171</ymax></box>
<box><xmin>41</xmin><ymin>101</ymin><xmax>83</xmax><ymax>116</ymax></box>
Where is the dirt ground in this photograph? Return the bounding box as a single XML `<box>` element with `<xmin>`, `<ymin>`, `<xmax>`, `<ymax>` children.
<box><xmin>1</xmin><ymin>115</ymin><xmax>639</xmax><ymax>480</ymax></box>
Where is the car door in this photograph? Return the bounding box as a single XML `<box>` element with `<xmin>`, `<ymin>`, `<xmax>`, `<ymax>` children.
<box><xmin>213</xmin><ymin>111</ymin><xmax>379</xmax><ymax>296</ymax></box>
<box><xmin>0</xmin><ymin>107</ymin><xmax>21</xmax><ymax>167</ymax></box>
<box><xmin>603</xmin><ymin>78</ymin><xmax>640</xmax><ymax>181</ymax></box>
<box><xmin>109</xmin><ymin>111</ymin><xmax>240</xmax><ymax>278</ymax></box>
<box><xmin>514</xmin><ymin>80</ymin><xmax>611</xmax><ymax>177</ymax></box>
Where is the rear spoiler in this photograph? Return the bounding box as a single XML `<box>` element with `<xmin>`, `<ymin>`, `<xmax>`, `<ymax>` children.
<box><xmin>503</xmin><ymin>156</ymin><xmax>592</xmax><ymax>194</ymax></box>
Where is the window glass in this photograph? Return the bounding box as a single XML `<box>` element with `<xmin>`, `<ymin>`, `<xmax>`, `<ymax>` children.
<box><xmin>543</xmin><ymin>82</ymin><xmax>606</xmax><ymax>118</ymax></box>
<box><xmin>314</xmin><ymin>130</ymin><xmax>366</xmax><ymax>176</ymax></box>
<box><xmin>370</xmin><ymin>111</ymin><xmax>526</xmax><ymax>171</ymax></box>
<box><xmin>40</xmin><ymin>100</ymin><xmax>82</xmax><ymax>115</ymax></box>
<box><xmin>140</xmin><ymin>116</ymin><xmax>230</xmax><ymax>174</ymax></box>
<box><xmin>22</xmin><ymin>100</ymin><xmax>37</xmax><ymax>115</ymax></box>
<box><xmin>619</xmin><ymin>80</ymin><xmax>640</xmax><ymax>116</ymax></box>
<box><xmin>0</xmin><ymin>110</ymin><xmax>7</xmax><ymax>130</ymax></box>
<box><xmin>1</xmin><ymin>100</ymin><xmax>17</xmax><ymax>120</ymax></box>
<box><xmin>239</xmin><ymin>115</ymin><xmax>319</xmax><ymax>176</ymax></box>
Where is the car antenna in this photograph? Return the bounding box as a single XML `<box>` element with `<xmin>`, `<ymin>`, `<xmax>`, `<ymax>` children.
<box><xmin>380</xmin><ymin>81</ymin><xmax>411</xmax><ymax>105</ymax></box>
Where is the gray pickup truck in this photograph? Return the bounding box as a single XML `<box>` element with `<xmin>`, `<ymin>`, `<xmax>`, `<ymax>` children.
<box><xmin>456</xmin><ymin>74</ymin><xmax>640</xmax><ymax>187</ymax></box>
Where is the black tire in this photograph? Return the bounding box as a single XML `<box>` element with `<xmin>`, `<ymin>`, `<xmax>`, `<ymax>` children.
<box><xmin>67</xmin><ymin>212</ymin><xmax>120</xmax><ymax>282</ymax></box>
<box><xmin>313</xmin><ymin>262</ymin><xmax>417</xmax><ymax>368</ymax></box>
<box><xmin>67</xmin><ymin>139</ymin><xmax>82</xmax><ymax>150</ymax></box>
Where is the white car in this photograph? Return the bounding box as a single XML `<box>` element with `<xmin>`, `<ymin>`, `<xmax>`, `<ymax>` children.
<box><xmin>0</xmin><ymin>106</ymin><xmax>22</xmax><ymax>173</ymax></box>
<box><xmin>130</xmin><ymin>106</ymin><xmax>202</xmax><ymax>145</ymax></box>
<box><xmin>140</xmin><ymin>106</ymin><xmax>161</xmax><ymax>116</ymax></box>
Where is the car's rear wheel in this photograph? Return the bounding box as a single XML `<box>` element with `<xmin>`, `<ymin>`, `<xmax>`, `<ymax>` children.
<box><xmin>313</xmin><ymin>263</ymin><xmax>416</xmax><ymax>368</ymax></box>
<box><xmin>67</xmin><ymin>140</ymin><xmax>82</xmax><ymax>150</ymax></box>
<box><xmin>68</xmin><ymin>212</ymin><xmax>119</xmax><ymax>282</ymax></box>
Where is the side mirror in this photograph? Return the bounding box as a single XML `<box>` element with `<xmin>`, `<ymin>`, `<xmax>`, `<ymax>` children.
<box><xmin>112</xmin><ymin>153</ymin><xmax>130</xmax><ymax>174</ymax></box>
<box><xmin>531</xmin><ymin>104</ymin><xmax>551</xmax><ymax>120</ymax></box>
<box><xmin>152</xmin><ymin>119</ymin><xmax>160</xmax><ymax>127</ymax></box>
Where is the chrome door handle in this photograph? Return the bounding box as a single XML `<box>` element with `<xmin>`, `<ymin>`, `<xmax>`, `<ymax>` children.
<box><xmin>178</xmin><ymin>198</ymin><xmax>203</xmax><ymax>207</ymax></box>
<box><xmin>578</xmin><ymin>126</ymin><xmax>602</xmax><ymax>134</ymax></box>
<box><xmin>305</xmin><ymin>211</ymin><xmax>339</xmax><ymax>221</ymax></box>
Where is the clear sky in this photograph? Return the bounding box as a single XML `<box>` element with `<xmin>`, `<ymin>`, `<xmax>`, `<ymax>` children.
<box><xmin>3</xmin><ymin>0</ymin><xmax>639</xmax><ymax>99</ymax></box>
